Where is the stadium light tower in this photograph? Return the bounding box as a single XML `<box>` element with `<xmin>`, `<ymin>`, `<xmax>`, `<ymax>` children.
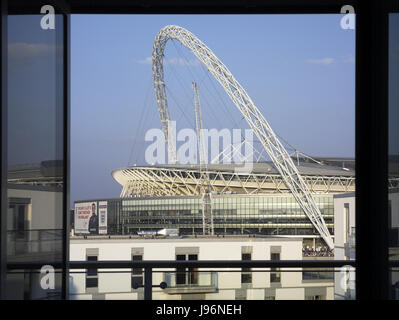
<box><xmin>152</xmin><ymin>25</ymin><xmax>334</xmax><ymax>249</ymax></box>
<box><xmin>192</xmin><ymin>82</ymin><xmax>214</xmax><ymax>235</ymax></box>
<box><xmin>193</xmin><ymin>82</ymin><xmax>206</xmax><ymax>167</ymax></box>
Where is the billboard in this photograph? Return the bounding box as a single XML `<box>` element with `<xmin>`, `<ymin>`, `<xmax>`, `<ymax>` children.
<box><xmin>74</xmin><ymin>202</ymin><xmax>98</xmax><ymax>235</ymax></box>
<box><xmin>98</xmin><ymin>201</ymin><xmax>108</xmax><ymax>234</ymax></box>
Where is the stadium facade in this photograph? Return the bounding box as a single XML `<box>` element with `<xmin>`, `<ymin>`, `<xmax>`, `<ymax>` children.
<box><xmin>73</xmin><ymin>157</ymin><xmax>368</xmax><ymax>248</ymax></box>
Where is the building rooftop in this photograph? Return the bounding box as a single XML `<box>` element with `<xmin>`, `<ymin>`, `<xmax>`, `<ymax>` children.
<box><xmin>70</xmin><ymin>234</ymin><xmax>303</xmax><ymax>243</ymax></box>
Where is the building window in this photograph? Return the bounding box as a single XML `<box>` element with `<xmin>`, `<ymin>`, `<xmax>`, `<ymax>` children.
<box><xmin>270</xmin><ymin>252</ymin><xmax>281</xmax><ymax>284</ymax></box>
<box><xmin>235</xmin><ymin>289</ymin><xmax>247</xmax><ymax>300</ymax></box>
<box><xmin>188</xmin><ymin>254</ymin><xmax>198</xmax><ymax>285</ymax></box>
<box><xmin>86</xmin><ymin>255</ymin><xmax>98</xmax><ymax>289</ymax></box>
<box><xmin>241</xmin><ymin>253</ymin><xmax>252</xmax><ymax>284</ymax></box>
<box><xmin>264</xmin><ymin>288</ymin><xmax>276</xmax><ymax>300</ymax></box>
<box><xmin>176</xmin><ymin>254</ymin><xmax>186</xmax><ymax>285</ymax></box>
<box><xmin>176</xmin><ymin>253</ymin><xmax>198</xmax><ymax>286</ymax></box>
<box><xmin>131</xmin><ymin>254</ymin><xmax>143</xmax><ymax>289</ymax></box>
<box><xmin>305</xmin><ymin>295</ymin><xmax>322</xmax><ymax>300</ymax></box>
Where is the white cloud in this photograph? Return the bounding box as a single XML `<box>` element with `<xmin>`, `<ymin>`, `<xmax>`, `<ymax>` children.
<box><xmin>342</xmin><ymin>55</ymin><xmax>355</xmax><ymax>64</ymax></box>
<box><xmin>137</xmin><ymin>56</ymin><xmax>200</xmax><ymax>67</ymax></box>
<box><xmin>137</xmin><ymin>57</ymin><xmax>152</xmax><ymax>64</ymax></box>
<box><xmin>166</xmin><ymin>57</ymin><xmax>200</xmax><ymax>67</ymax></box>
<box><xmin>307</xmin><ymin>57</ymin><xmax>334</xmax><ymax>65</ymax></box>
<box><xmin>8</xmin><ymin>42</ymin><xmax>56</xmax><ymax>61</ymax></box>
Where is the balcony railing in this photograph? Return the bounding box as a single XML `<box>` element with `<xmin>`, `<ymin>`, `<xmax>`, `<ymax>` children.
<box><xmin>302</xmin><ymin>270</ymin><xmax>334</xmax><ymax>281</ymax></box>
<box><xmin>7</xmin><ymin>260</ymin><xmax>357</xmax><ymax>300</ymax></box>
<box><xmin>163</xmin><ymin>271</ymin><xmax>217</xmax><ymax>294</ymax></box>
<box><xmin>7</xmin><ymin>229</ymin><xmax>63</xmax><ymax>262</ymax></box>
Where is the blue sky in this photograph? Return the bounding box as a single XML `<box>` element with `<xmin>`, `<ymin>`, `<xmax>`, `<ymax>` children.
<box><xmin>71</xmin><ymin>14</ymin><xmax>356</xmax><ymax>204</ymax></box>
<box><xmin>8</xmin><ymin>15</ymin><xmax>62</xmax><ymax>169</ymax></box>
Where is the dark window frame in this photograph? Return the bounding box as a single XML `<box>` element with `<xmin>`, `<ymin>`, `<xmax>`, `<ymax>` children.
<box><xmin>86</xmin><ymin>255</ymin><xmax>98</xmax><ymax>289</ymax></box>
<box><xmin>270</xmin><ymin>253</ymin><xmax>281</xmax><ymax>284</ymax></box>
<box><xmin>131</xmin><ymin>254</ymin><xmax>143</xmax><ymax>289</ymax></box>
<box><xmin>175</xmin><ymin>253</ymin><xmax>198</xmax><ymax>286</ymax></box>
<box><xmin>1</xmin><ymin>0</ymin><xmax>398</xmax><ymax>300</ymax></box>
<box><xmin>241</xmin><ymin>253</ymin><xmax>252</xmax><ymax>284</ymax></box>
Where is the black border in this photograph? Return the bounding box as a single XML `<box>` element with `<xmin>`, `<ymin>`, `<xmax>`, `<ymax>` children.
<box><xmin>2</xmin><ymin>0</ymin><xmax>398</xmax><ymax>301</ymax></box>
<box><xmin>355</xmin><ymin>1</ymin><xmax>389</xmax><ymax>300</ymax></box>
<box><xmin>62</xmin><ymin>10</ymin><xmax>70</xmax><ymax>301</ymax></box>
<box><xmin>0</xmin><ymin>0</ymin><xmax>7</xmax><ymax>300</ymax></box>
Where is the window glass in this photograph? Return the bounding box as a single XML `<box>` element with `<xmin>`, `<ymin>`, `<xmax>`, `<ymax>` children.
<box><xmin>6</xmin><ymin>13</ymin><xmax>65</xmax><ymax>300</ymax></box>
<box><xmin>388</xmin><ymin>13</ymin><xmax>399</xmax><ymax>300</ymax></box>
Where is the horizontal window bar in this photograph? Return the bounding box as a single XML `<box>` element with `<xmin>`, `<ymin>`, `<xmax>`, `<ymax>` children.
<box><xmin>6</xmin><ymin>260</ymin><xmax>359</xmax><ymax>270</ymax></box>
<box><xmin>5</xmin><ymin>269</ymin><xmax>354</xmax><ymax>275</ymax></box>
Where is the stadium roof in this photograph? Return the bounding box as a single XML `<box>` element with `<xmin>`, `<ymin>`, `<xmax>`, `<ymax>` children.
<box><xmin>112</xmin><ymin>157</ymin><xmax>361</xmax><ymax>197</ymax></box>
<box><xmin>156</xmin><ymin>160</ymin><xmax>356</xmax><ymax>177</ymax></box>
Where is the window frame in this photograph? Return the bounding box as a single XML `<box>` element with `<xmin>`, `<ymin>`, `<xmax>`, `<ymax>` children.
<box><xmin>1</xmin><ymin>0</ymin><xmax>398</xmax><ymax>300</ymax></box>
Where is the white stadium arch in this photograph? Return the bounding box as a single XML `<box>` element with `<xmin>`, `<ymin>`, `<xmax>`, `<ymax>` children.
<box><xmin>152</xmin><ymin>25</ymin><xmax>334</xmax><ymax>249</ymax></box>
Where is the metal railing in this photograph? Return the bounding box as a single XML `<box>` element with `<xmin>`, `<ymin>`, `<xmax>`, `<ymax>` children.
<box><xmin>7</xmin><ymin>229</ymin><xmax>63</xmax><ymax>259</ymax></box>
<box><xmin>7</xmin><ymin>259</ymin><xmax>357</xmax><ymax>300</ymax></box>
<box><xmin>163</xmin><ymin>271</ymin><xmax>217</xmax><ymax>293</ymax></box>
<box><xmin>302</xmin><ymin>270</ymin><xmax>334</xmax><ymax>281</ymax></box>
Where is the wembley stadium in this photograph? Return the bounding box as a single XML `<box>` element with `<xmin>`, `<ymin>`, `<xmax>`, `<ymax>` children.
<box><xmin>106</xmin><ymin>157</ymin><xmax>360</xmax><ymax>249</ymax></box>
<box><xmin>73</xmin><ymin>25</ymin><xmax>399</xmax><ymax>249</ymax></box>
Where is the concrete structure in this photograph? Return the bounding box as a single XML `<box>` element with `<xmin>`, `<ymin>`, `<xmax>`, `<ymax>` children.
<box><xmin>333</xmin><ymin>193</ymin><xmax>356</xmax><ymax>261</ymax></box>
<box><xmin>333</xmin><ymin>193</ymin><xmax>356</xmax><ymax>300</ymax></box>
<box><xmin>8</xmin><ymin>186</ymin><xmax>63</xmax><ymax>232</ymax></box>
<box><xmin>69</xmin><ymin>235</ymin><xmax>334</xmax><ymax>300</ymax></box>
<box><xmin>333</xmin><ymin>189</ymin><xmax>399</xmax><ymax>299</ymax></box>
<box><xmin>7</xmin><ymin>163</ymin><xmax>64</xmax><ymax>264</ymax></box>
<box><xmin>5</xmin><ymin>162</ymin><xmax>64</xmax><ymax>299</ymax></box>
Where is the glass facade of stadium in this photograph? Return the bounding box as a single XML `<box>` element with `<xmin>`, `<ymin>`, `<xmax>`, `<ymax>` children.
<box><xmin>75</xmin><ymin>194</ymin><xmax>334</xmax><ymax>237</ymax></box>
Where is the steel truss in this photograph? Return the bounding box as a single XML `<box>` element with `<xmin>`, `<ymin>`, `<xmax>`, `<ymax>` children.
<box><xmin>114</xmin><ymin>167</ymin><xmax>358</xmax><ymax>196</ymax></box>
<box><xmin>192</xmin><ymin>82</ymin><xmax>214</xmax><ymax>235</ymax></box>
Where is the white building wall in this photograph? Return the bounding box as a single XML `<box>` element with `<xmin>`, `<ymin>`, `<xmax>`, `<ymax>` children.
<box><xmin>326</xmin><ymin>286</ymin><xmax>335</xmax><ymax>299</ymax></box>
<box><xmin>8</xmin><ymin>188</ymin><xmax>63</xmax><ymax>229</ymax></box>
<box><xmin>333</xmin><ymin>194</ymin><xmax>356</xmax><ymax>260</ymax></box>
<box><xmin>334</xmin><ymin>191</ymin><xmax>399</xmax><ymax>299</ymax></box>
<box><xmin>70</xmin><ymin>237</ymin><xmax>333</xmax><ymax>300</ymax></box>
<box><xmin>333</xmin><ymin>194</ymin><xmax>356</xmax><ymax>300</ymax></box>
<box><xmin>275</xmin><ymin>287</ymin><xmax>304</xmax><ymax>300</ymax></box>
<box><xmin>247</xmin><ymin>289</ymin><xmax>265</xmax><ymax>300</ymax></box>
<box><xmin>206</xmin><ymin>290</ymin><xmax>236</xmax><ymax>300</ymax></box>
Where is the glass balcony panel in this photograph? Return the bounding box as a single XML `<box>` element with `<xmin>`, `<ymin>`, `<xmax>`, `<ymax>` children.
<box><xmin>65</xmin><ymin>267</ymin><xmax>355</xmax><ymax>300</ymax></box>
